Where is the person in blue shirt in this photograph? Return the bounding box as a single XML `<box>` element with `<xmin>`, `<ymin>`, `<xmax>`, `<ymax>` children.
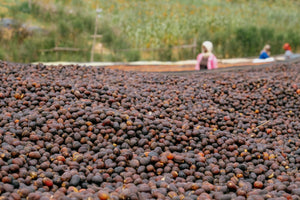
<box><xmin>259</xmin><ymin>44</ymin><xmax>271</xmax><ymax>59</ymax></box>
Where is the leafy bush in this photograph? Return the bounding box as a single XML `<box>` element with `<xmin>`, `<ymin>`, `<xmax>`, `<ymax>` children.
<box><xmin>235</xmin><ymin>26</ymin><xmax>260</xmax><ymax>57</ymax></box>
<box><xmin>0</xmin><ymin>48</ymin><xmax>7</xmax><ymax>61</ymax></box>
<box><xmin>158</xmin><ymin>45</ymin><xmax>173</xmax><ymax>61</ymax></box>
<box><xmin>286</xmin><ymin>30</ymin><xmax>300</xmax><ymax>51</ymax></box>
<box><xmin>124</xmin><ymin>50</ymin><xmax>140</xmax><ymax>62</ymax></box>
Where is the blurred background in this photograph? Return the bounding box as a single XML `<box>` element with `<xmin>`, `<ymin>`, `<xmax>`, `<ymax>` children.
<box><xmin>0</xmin><ymin>0</ymin><xmax>299</xmax><ymax>63</ymax></box>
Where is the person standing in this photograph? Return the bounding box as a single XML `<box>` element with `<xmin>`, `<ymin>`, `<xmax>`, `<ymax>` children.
<box><xmin>195</xmin><ymin>41</ymin><xmax>218</xmax><ymax>70</ymax></box>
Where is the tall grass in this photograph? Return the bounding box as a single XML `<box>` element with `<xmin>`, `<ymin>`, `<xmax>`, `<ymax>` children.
<box><xmin>96</xmin><ymin>0</ymin><xmax>300</xmax><ymax>59</ymax></box>
<box><xmin>0</xmin><ymin>0</ymin><xmax>299</xmax><ymax>62</ymax></box>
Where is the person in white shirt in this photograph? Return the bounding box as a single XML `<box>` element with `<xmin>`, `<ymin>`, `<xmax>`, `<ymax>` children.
<box><xmin>283</xmin><ymin>43</ymin><xmax>300</xmax><ymax>60</ymax></box>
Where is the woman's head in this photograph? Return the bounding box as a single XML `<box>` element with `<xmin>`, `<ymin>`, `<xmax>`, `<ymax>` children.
<box><xmin>262</xmin><ymin>44</ymin><xmax>271</xmax><ymax>55</ymax></box>
<box><xmin>202</xmin><ymin>41</ymin><xmax>213</xmax><ymax>54</ymax></box>
<box><xmin>264</xmin><ymin>44</ymin><xmax>271</xmax><ymax>51</ymax></box>
<box><xmin>283</xmin><ymin>43</ymin><xmax>291</xmax><ymax>51</ymax></box>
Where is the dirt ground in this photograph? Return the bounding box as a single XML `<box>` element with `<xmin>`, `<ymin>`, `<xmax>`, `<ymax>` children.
<box><xmin>105</xmin><ymin>56</ymin><xmax>288</xmax><ymax>72</ymax></box>
<box><xmin>106</xmin><ymin>56</ymin><xmax>300</xmax><ymax>73</ymax></box>
<box><xmin>34</xmin><ymin>55</ymin><xmax>300</xmax><ymax>73</ymax></box>
<box><xmin>106</xmin><ymin>62</ymin><xmax>265</xmax><ymax>72</ymax></box>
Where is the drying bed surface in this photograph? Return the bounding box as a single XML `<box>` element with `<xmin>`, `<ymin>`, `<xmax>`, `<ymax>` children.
<box><xmin>0</xmin><ymin>61</ymin><xmax>299</xmax><ymax>199</ymax></box>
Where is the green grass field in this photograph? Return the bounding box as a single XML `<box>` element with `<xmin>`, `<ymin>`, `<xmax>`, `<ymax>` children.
<box><xmin>0</xmin><ymin>0</ymin><xmax>299</xmax><ymax>62</ymax></box>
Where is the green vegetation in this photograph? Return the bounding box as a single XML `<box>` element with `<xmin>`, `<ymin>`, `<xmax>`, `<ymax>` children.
<box><xmin>0</xmin><ymin>0</ymin><xmax>299</xmax><ymax>62</ymax></box>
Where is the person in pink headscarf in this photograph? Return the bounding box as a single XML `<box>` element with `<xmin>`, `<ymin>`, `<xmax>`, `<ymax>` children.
<box><xmin>195</xmin><ymin>41</ymin><xmax>218</xmax><ymax>70</ymax></box>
